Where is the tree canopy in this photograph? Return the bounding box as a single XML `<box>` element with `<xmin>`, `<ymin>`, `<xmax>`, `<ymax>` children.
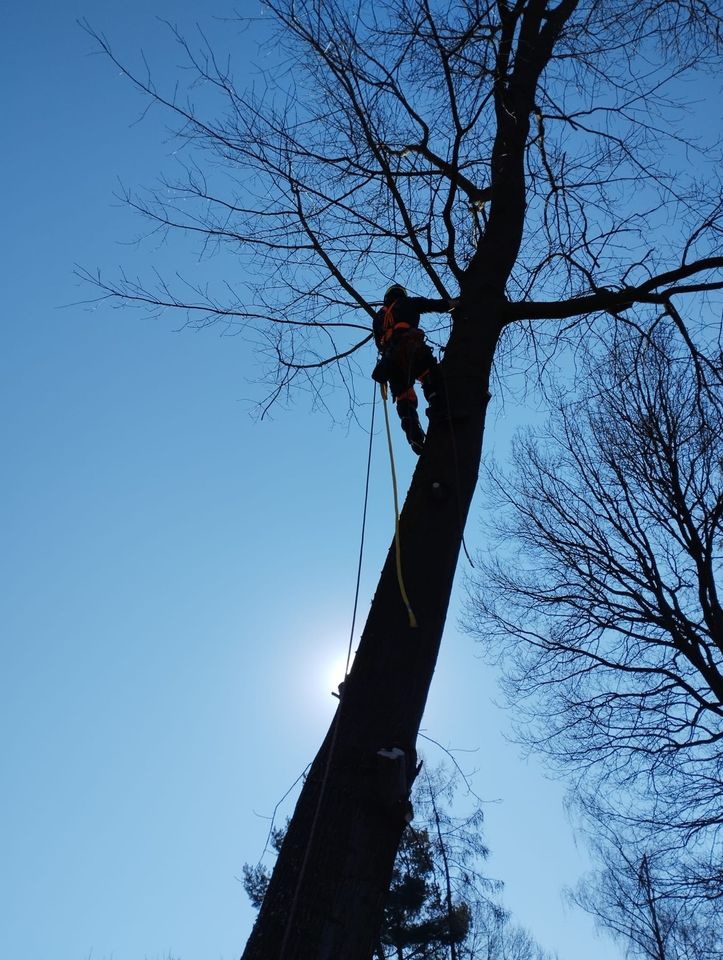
<box><xmin>83</xmin><ymin>0</ymin><xmax>723</xmax><ymax>414</ymax></box>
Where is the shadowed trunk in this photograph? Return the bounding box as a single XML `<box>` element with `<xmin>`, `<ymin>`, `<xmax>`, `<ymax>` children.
<box><xmin>241</xmin><ymin>305</ymin><xmax>501</xmax><ymax>959</ymax></box>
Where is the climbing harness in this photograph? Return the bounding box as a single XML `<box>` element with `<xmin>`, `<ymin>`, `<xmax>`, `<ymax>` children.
<box><xmin>380</xmin><ymin>382</ymin><xmax>418</xmax><ymax>629</ymax></box>
<box><xmin>380</xmin><ymin>298</ymin><xmax>413</xmax><ymax>344</ymax></box>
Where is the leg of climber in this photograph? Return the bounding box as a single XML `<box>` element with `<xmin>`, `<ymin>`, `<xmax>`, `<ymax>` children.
<box><xmin>396</xmin><ymin>390</ymin><xmax>426</xmax><ymax>456</ymax></box>
<box><xmin>414</xmin><ymin>341</ymin><xmax>447</xmax><ymax>420</ymax></box>
<box><xmin>386</xmin><ymin>333</ymin><xmax>427</xmax><ymax>455</ymax></box>
<box><xmin>420</xmin><ymin>368</ymin><xmax>446</xmax><ymax>419</ymax></box>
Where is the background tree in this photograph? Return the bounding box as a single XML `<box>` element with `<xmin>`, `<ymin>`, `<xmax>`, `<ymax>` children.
<box><xmin>243</xmin><ymin>766</ymin><xmax>556</xmax><ymax>960</ymax></box>
<box><xmin>82</xmin><ymin>0</ymin><xmax>723</xmax><ymax>955</ymax></box>
<box><xmin>378</xmin><ymin>825</ymin><xmax>471</xmax><ymax>960</ymax></box>
<box><xmin>246</xmin><ymin>824</ymin><xmax>472</xmax><ymax>960</ymax></box>
<box><xmin>469</xmin><ymin>319</ymin><xmax>723</xmax><ymax>914</ymax></box>
<box><xmin>472</xmin><ymin>913</ymin><xmax>557</xmax><ymax>960</ymax></box>
<box><xmin>570</xmin><ymin>828</ymin><xmax>723</xmax><ymax>960</ymax></box>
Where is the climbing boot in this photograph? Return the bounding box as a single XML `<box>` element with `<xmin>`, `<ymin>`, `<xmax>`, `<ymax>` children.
<box><xmin>425</xmin><ymin>392</ymin><xmax>447</xmax><ymax>422</ymax></box>
<box><xmin>422</xmin><ymin>368</ymin><xmax>447</xmax><ymax>422</ymax></box>
<box><xmin>401</xmin><ymin>414</ymin><xmax>426</xmax><ymax>455</ymax></box>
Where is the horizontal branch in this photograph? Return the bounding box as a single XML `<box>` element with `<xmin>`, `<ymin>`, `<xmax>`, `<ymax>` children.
<box><xmin>505</xmin><ymin>257</ymin><xmax>723</xmax><ymax>322</ymax></box>
<box><xmin>73</xmin><ymin>267</ymin><xmax>372</xmax><ymax>331</ymax></box>
<box><xmin>278</xmin><ymin>334</ymin><xmax>373</xmax><ymax>370</ymax></box>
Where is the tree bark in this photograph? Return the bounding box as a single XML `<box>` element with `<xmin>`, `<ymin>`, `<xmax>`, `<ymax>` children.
<box><xmin>241</xmin><ymin>305</ymin><xmax>501</xmax><ymax>959</ymax></box>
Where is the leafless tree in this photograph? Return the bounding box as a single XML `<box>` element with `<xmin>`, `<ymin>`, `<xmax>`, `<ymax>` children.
<box><xmin>570</xmin><ymin>829</ymin><xmax>722</xmax><ymax>960</ymax></box>
<box><xmin>469</xmin><ymin>321</ymin><xmax>723</xmax><ymax>907</ymax></box>
<box><xmin>472</xmin><ymin>914</ymin><xmax>558</xmax><ymax>960</ymax></box>
<box><xmin>80</xmin><ymin>1</ymin><xmax>723</xmax><ymax>956</ymax></box>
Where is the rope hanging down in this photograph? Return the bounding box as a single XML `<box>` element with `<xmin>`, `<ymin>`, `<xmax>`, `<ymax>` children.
<box><xmin>344</xmin><ymin>387</ymin><xmax>377</xmax><ymax>675</ymax></box>
<box><xmin>277</xmin><ymin>383</ymin><xmax>378</xmax><ymax>959</ymax></box>
<box><xmin>380</xmin><ymin>383</ymin><xmax>418</xmax><ymax>629</ymax></box>
<box><xmin>276</xmin><ymin>383</ymin><xmax>414</xmax><ymax>957</ymax></box>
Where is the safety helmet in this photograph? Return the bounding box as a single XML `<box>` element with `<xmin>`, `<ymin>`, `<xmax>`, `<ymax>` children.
<box><xmin>384</xmin><ymin>283</ymin><xmax>407</xmax><ymax>301</ymax></box>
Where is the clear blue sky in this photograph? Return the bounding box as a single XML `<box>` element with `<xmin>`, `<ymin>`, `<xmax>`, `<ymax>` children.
<box><xmin>1</xmin><ymin>4</ymin><xmax>630</xmax><ymax>959</ymax></box>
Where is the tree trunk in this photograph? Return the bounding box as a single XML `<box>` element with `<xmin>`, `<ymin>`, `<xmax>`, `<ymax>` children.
<box><xmin>241</xmin><ymin>305</ymin><xmax>501</xmax><ymax>960</ymax></box>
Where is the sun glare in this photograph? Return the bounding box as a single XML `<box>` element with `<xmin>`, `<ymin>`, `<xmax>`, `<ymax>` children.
<box><xmin>324</xmin><ymin>652</ymin><xmax>350</xmax><ymax>696</ymax></box>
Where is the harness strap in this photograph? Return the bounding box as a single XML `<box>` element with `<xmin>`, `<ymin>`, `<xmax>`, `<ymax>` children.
<box><xmin>381</xmin><ymin>300</ymin><xmax>412</xmax><ymax>344</ymax></box>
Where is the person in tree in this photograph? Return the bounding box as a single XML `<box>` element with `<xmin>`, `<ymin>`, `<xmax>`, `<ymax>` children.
<box><xmin>372</xmin><ymin>284</ymin><xmax>455</xmax><ymax>455</ymax></box>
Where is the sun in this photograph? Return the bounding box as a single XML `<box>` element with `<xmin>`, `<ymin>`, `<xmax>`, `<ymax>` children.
<box><xmin>324</xmin><ymin>652</ymin><xmax>351</xmax><ymax>697</ymax></box>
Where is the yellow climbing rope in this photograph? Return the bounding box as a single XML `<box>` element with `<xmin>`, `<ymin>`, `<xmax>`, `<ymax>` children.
<box><xmin>380</xmin><ymin>383</ymin><xmax>418</xmax><ymax>629</ymax></box>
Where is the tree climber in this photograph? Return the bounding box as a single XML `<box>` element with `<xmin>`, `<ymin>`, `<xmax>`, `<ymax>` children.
<box><xmin>372</xmin><ymin>284</ymin><xmax>455</xmax><ymax>455</ymax></box>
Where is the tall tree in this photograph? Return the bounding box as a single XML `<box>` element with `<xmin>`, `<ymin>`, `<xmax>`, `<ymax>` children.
<box><xmin>468</xmin><ymin>321</ymin><xmax>723</xmax><ymax>906</ymax></box>
<box><xmin>82</xmin><ymin>1</ymin><xmax>723</xmax><ymax>956</ymax></box>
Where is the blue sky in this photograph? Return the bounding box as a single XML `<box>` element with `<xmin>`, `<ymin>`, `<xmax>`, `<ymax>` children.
<box><xmin>0</xmin><ymin>4</ymin><xmax>639</xmax><ymax>959</ymax></box>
